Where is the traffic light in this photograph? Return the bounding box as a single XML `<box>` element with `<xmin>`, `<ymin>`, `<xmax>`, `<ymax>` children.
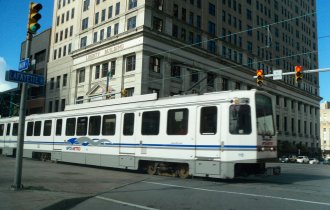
<box><xmin>295</xmin><ymin>65</ymin><xmax>303</xmax><ymax>83</ymax></box>
<box><xmin>121</xmin><ymin>89</ymin><xmax>127</xmax><ymax>97</ymax></box>
<box><xmin>256</xmin><ymin>69</ymin><xmax>264</xmax><ymax>86</ymax></box>
<box><xmin>28</xmin><ymin>2</ymin><xmax>42</xmax><ymax>34</ymax></box>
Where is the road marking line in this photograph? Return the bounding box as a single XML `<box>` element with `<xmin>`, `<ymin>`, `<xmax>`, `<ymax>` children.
<box><xmin>95</xmin><ymin>196</ymin><xmax>159</xmax><ymax>210</ymax></box>
<box><xmin>143</xmin><ymin>181</ymin><xmax>330</xmax><ymax>206</ymax></box>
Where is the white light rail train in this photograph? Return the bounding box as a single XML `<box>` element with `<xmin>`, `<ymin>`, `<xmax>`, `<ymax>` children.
<box><xmin>0</xmin><ymin>90</ymin><xmax>280</xmax><ymax>179</ymax></box>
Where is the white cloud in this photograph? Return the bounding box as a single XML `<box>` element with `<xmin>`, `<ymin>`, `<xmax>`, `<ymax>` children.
<box><xmin>0</xmin><ymin>57</ymin><xmax>17</xmax><ymax>92</ymax></box>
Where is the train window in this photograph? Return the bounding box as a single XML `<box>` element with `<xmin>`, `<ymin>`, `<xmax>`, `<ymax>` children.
<box><xmin>142</xmin><ymin>111</ymin><xmax>160</xmax><ymax>135</ymax></box>
<box><xmin>66</xmin><ymin>118</ymin><xmax>76</xmax><ymax>136</ymax></box>
<box><xmin>77</xmin><ymin>117</ymin><xmax>88</xmax><ymax>136</ymax></box>
<box><xmin>123</xmin><ymin>113</ymin><xmax>134</xmax><ymax>136</ymax></box>
<box><xmin>256</xmin><ymin>94</ymin><xmax>275</xmax><ymax>136</ymax></box>
<box><xmin>229</xmin><ymin>105</ymin><xmax>251</xmax><ymax>135</ymax></box>
<box><xmin>43</xmin><ymin>120</ymin><xmax>52</xmax><ymax>136</ymax></box>
<box><xmin>167</xmin><ymin>108</ymin><xmax>188</xmax><ymax>135</ymax></box>
<box><xmin>6</xmin><ymin>124</ymin><xmax>11</xmax><ymax>136</ymax></box>
<box><xmin>89</xmin><ymin>116</ymin><xmax>101</xmax><ymax>135</ymax></box>
<box><xmin>0</xmin><ymin>124</ymin><xmax>4</xmax><ymax>136</ymax></box>
<box><xmin>200</xmin><ymin>106</ymin><xmax>217</xmax><ymax>135</ymax></box>
<box><xmin>12</xmin><ymin>123</ymin><xmax>18</xmax><ymax>136</ymax></box>
<box><xmin>102</xmin><ymin>114</ymin><xmax>116</xmax><ymax>136</ymax></box>
<box><xmin>27</xmin><ymin>122</ymin><xmax>34</xmax><ymax>136</ymax></box>
<box><xmin>34</xmin><ymin>121</ymin><xmax>42</xmax><ymax>136</ymax></box>
<box><xmin>56</xmin><ymin>119</ymin><xmax>62</xmax><ymax>136</ymax></box>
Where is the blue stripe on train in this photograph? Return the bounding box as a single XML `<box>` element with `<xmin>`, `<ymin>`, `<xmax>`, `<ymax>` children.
<box><xmin>0</xmin><ymin>140</ymin><xmax>257</xmax><ymax>149</ymax></box>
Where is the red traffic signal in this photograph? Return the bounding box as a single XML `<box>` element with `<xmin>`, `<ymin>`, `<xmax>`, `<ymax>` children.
<box><xmin>295</xmin><ymin>65</ymin><xmax>303</xmax><ymax>83</ymax></box>
<box><xmin>256</xmin><ymin>70</ymin><xmax>264</xmax><ymax>86</ymax></box>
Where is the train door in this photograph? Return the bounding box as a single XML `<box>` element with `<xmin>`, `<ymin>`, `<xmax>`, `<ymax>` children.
<box><xmin>195</xmin><ymin>106</ymin><xmax>221</xmax><ymax>159</ymax></box>
<box><xmin>0</xmin><ymin>123</ymin><xmax>5</xmax><ymax>149</ymax></box>
<box><xmin>53</xmin><ymin>118</ymin><xmax>64</xmax><ymax>150</ymax></box>
<box><xmin>119</xmin><ymin>112</ymin><xmax>136</xmax><ymax>154</ymax></box>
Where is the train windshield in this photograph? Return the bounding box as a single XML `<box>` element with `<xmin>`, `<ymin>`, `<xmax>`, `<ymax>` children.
<box><xmin>256</xmin><ymin>94</ymin><xmax>275</xmax><ymax>136</ymax></box>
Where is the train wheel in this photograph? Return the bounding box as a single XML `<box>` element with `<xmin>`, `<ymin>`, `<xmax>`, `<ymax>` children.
<box><xmin>177</xmin><ymin>165</ymin><xmax>189</xmax><ymax>179</ymax></box>
<box><xmin>147</xmin><ymin>163</ymin><xmax>158</xmax><ymax>175</ymax></box>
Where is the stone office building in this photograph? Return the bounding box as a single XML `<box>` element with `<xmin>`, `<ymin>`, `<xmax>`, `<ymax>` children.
<box><xmin>46</xmin><ymin>0</ymin><xmax>321</xmax><ymax>152</ymax></box>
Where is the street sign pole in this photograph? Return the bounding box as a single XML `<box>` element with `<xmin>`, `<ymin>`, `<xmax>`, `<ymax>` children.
<box><xmin>12</xmin><ymin>33</ymin><xmax>32</xmax><ymax>190</ymax></box>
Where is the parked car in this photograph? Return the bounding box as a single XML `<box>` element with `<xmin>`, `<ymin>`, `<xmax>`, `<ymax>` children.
<box><xmin>288</xmin><ymin>155</ymin><xmax>297</xmax><ymax>163</ymax></box>
<box><xmin>296</xmin><ymin>156</ymin><xmax>309</xmax><ymax>163</ymax></box>
<box><xmin>309</xmin><ymin>158</ymin><xmax>319</xmax><ymax>164</ymax></box>
<box><xmin>279</xmin><ymin>156</ymin><xmax>289</xmax><ymax>163</ymax></box>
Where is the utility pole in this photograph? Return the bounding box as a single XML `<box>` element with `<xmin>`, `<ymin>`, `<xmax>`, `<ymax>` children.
<box><xmin>12</xmin><ymin>2</ymin><xmax>42</xmax><ymax>190</ymax></box>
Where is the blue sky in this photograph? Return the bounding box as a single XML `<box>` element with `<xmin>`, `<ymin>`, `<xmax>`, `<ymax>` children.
<box><xmin>0</xmin><ymin>0</ymin><xmax>330</xmax><ymax>102</ymax></box>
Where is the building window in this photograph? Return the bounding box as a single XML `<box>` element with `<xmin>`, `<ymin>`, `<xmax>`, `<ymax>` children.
<box><xmin>173</xmin><ymin>4</ymin><xmax>178</xmax><ymax>18</ymax></box>
<box><xmin>149</xmin><ymin>56</ymin><xmax>160</xmax><ymax>73</ymax></box>
<box><xmin>82</xmin><ymin>18</ymin><xmax>88</xmax><ymax>30</ymax></box>
<box><xmin>115</xmin><ymin>2</ymin><xmax>120</xmax><ymax>15</ymax></box>
<box><xmin>55</xmin><ymin>100</ymin><xmax>59</xmax><ymax>112</ymax></box>
<box><xmin>100</xmin><ymin>29</ymin><xmax>104</xmax><ymax>41</ymax></box>
<box><xmin>128</xmin><ymin>0</ymin><xmax>137</xmax><ymax>9</ymax></box>
<box><xmin>63</xmin><ymin>74</ymin><xmax>67</xmax><ymax>87</ymax></box>
<box><xmin>126</xmin><ymin>87</ymin><xmax>134</xmax><ymax>97</ymax></box>
<box><xmin>196</xmin><ymin>15</ymin><xmax>201</xmax><ymax>28</ymax></box>
<box><xmin>110</xmin><ymin>60</ymin><xmax>116</xmax><ymax>76</ymax></box>
<box><xmin>56</xmin><ymin>76</ymin><xmax>61</xmax><ymax>88</ymax></box>
<box><xmin>171</xmin><ymin>66</ymin><xmax>181</xmax><ymax>78</ymax></box>
<box><xmin>61</xmin><ymin>99</ymin><xmax>66</xmax><ymax>111</ymax></box>
<box><xmin>172</xmin><ymin>24</ymin><xmax>178</xmax><ymax>37</ymax></box>
<box><xmin>50</xmin><ymin>78</ymin><xmax>55</xmax><ymax>90</ymax></box>
<box><xmin>93</xmin><ymin>32</ymin><xmax>98</xmax><ymax>43</ymax></box>
<box><xmin>208</xmin><ymin>21</ymin><xmax>216</xmax><ymax>35</ymax></box>
<box><xmin>35</xmin><ymin>50</ymin><xmax>46</xmax><ymax>63</ymax></box>
<box><xmin>101</xmin><ymin>9</ymin><xmax>106</xmax><ymax>22</ymax></box>
<box><xmin>207</xmin><ymin>40</ymin><xmax>216</xmax><ymax>54</ymax></box>
<box><xmin>126</xmin><ymin>55</ymin><xmax>136</xmax><ymax>72</ymax></box>
<box><xmin>78</xmin><ymin>68</ymin><xmax>85</xmax><ymax>83</ymax></box>
<box><xmin>71</xmin><ymin>8</ymin><xmax>75</xmax><ymax>19</ymax></box>
<box><xmin>95</xmin><ymin>65</ymin><xmax>100</xmax><ymax>79</ymax></box>
<box><xmin>95</xmin><ymin>12</ymin><xmax>99</xmax><ymax>25</ymax></box>
<box><xmin>191</xmin><ymin>70</ymin><xmax>198</xmax><ymax>83</ymax></box>
<box><xmin>154</xmin><ymin>0</ymin><xmax>163</xmax><ymax>10</ymax></box>
<box><xmin>102</xmin><ymin>63</ymin><xmax>108</xmax><ymax>77</ymax></box>
<box><xmin>48</xmin><ymin>101</ymin><xmax>53</xmax><ymax>113</ymax></box>
<box><xmin>246</xmin><ymin>9</ymin><xmax>252</xmax><ymax>20</ymax></box>
<box><xmin>80</xmin><ymin>36</ymin><xmax>87</xmax><ymax>48</ymax></box>
<box><xmin>108</xmin><ymin>5</ymin><xmax>113</xmax><ymax>19</ymax></box>
<box><xmin>153</xmin><ymin>17</ymin><xmax>163</xmax><ymax>32</ymax></box>
<box><xmin>127</xmin><ymin>16</ymin><xmax>136</xmax><ymax>30</ymax></box>
<box><xmin>114</xmin><ymin>23</ymin><xmax>119</xmax><ymax>35</ymax></box>
<box><xmin>207</xmin><ymin>73</ymin><xmax>215</xmax><ymax>87</ymax></box>
<box><xmin>209</xmin><ymin>3</ymin><xmax>215</xmax><ymax>16</ymax></box>
<box><xmin>107</xmin><ymin>26</ymin><xmax>111</xmax><ymax>38</ymax></box>
<box><xmin>70</xmin><ymin>26</ymin><xmax>73</xmax><ymax>36</ymax></box>
<box><xmin>222</xmin><ymin>78</ymin><xmax>228</xmax><ymax>90</ymax></box>
<box><xmin>83</xmin><ymin>0</ymin><xmax>90</xmax><ymax>11</ymax></box>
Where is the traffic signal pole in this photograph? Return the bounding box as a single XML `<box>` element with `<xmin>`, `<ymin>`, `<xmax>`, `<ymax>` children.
<box><xmin>12</xmin><ymin>33</ymin><xmax>31</xmax><ymax>190</ymax></box>
<box><xmin>12</xmin><ymin>2</ymin><xmax>42</xmax><ymax>190</ymax></box>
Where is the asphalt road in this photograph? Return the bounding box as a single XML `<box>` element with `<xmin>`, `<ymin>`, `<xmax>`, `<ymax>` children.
<box><xmin>72</xmin><ymin>163</ymin><xmax>330</xmax><ymax>210</ymax></box>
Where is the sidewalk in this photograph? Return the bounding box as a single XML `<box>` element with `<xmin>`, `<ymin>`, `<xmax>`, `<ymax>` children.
<box><xmin>0</xmin><ymin>156</ymin><xmax>148</xmax><ymax>210</ymax></box>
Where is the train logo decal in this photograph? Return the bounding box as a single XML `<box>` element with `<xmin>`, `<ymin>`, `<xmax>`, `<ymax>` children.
<box><xmin>66</xmin><ymin>137</ymin><xmax>112</xmax><ymax>146</ymax></box>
